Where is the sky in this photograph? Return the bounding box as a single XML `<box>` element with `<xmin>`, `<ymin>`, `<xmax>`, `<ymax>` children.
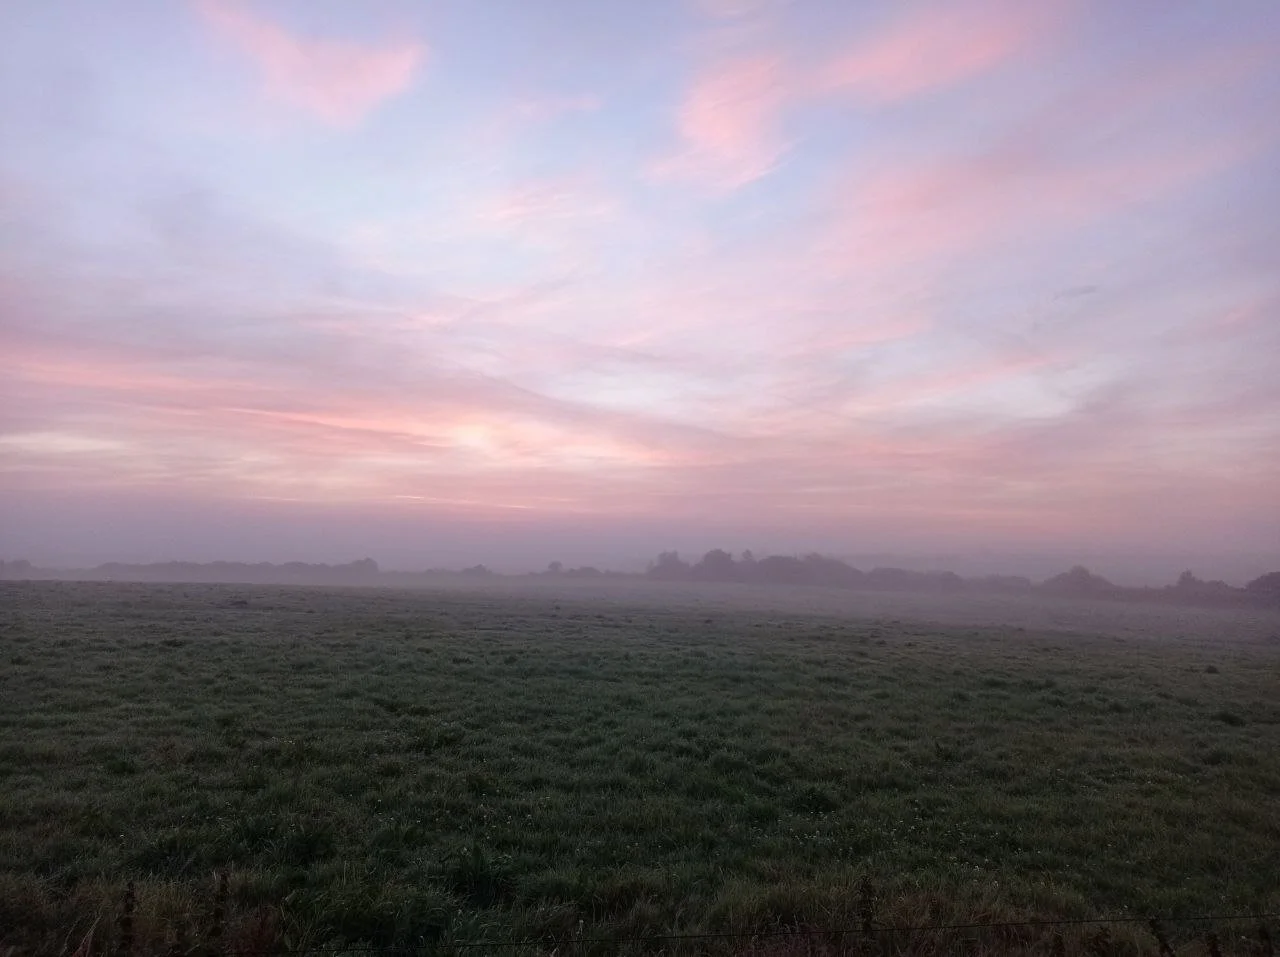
<box><xmin>1</xmin><ymin>0</ymin><xmax>1278</xmax><ymax>580</ymax></box>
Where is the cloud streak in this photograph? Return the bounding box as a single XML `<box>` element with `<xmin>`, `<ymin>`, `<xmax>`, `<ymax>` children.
<box><xmin>813</xmin><ymin>2</ymin><xmax>1058</xmax><ymax>102</ymax></box>
<box><xmin>196</xmin><ymin>0</ymin><xmax>425</xmax><ymax>126</ymax></box>
<box><xmin>658</xmin><ymin>55</ymin><xmax>789</xmax><ymax>188</ymax></box>
<box><xmin>661</xmin><ymin>0</ymin><xmax>1064</xmax><ymax>189</ymax></box>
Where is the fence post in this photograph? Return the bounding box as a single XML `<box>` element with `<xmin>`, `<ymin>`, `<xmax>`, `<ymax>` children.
<box><xmin>1204</xmin><ymin>930</ymin><xmax>1223</xmax><ymax>957</ymax></box>
<box><xmin>119</xmin><ymin>881</ymin><xmax>136</xmax><ymax>957</ymax></box>
<box><xmin>858</xmin><ymin>876</ymin><xmax>875</xmax><ymax>939</ymax></box>
<box><xmin>1086</xmin><ymin>926</ymin><xmax>1112</xmax><ymax>956</ymax></box>
<box><xmin>1051</xmin><ymin>930</ymin><xmax>1066</xmax><ymax>957</ymax></box>
<box><xmin>1149</xmin><ymin>919</ymin><xmax>1174</xmax><ymax>957</ymax></box>
<box><xmin>210</xmin><ymin>871</ymin><xmax>228</xmax><ymax>953</ymax></box>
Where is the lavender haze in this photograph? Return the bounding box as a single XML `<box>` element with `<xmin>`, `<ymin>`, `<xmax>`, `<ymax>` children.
<box><xmin>1</xmin><ymin>1</ymin><xmax>1278</xmax><ymax>581</ymax></box>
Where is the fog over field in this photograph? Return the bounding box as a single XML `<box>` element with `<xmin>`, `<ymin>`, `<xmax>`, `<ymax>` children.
<box><xmin>4</xmin><ymin>492</ymin><xmax>1280</xmax><ymax>587</ymax></box>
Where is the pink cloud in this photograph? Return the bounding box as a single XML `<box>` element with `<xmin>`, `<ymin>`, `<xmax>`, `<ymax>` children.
<box><xmin>661</xmin><ymin>2</ymin><xmax>1059</xmax><ymax>190</ymax></box>
<box><xmin>4</xmin><ymin>313</ymin><xmax>1275</xmax><ymax>546</ymax></box>
<box><xmin>810</xmin><ymin>125</ymin><xmax>1258</xmax><ymax>288</ymax></box>
<box><xmin>799</xmin><ymin>8</ymin><xmax>1277</xmax><ymax>278</ymax></box>
<box><xmin>196</xmin><ymin>0</ymin><xmax>425</xmax><ymax>126</ymax></box>
<box><xmin>814</xmin><ymin>2</ymin><xmax>1058</xmax><ymax>102</ymax></box>
<box><xmin>0</xmin><ymin>329</ymin><xmax>721</xmax><ymax>506</ymax></box>
<box><xmin>482</xmin><ymin>176</ymin><xmax>617</xmax><ymax>229</ymax></box>
<box><xmin>656</xmin><ymin>54</ymin><xmax>788</xmax><ymax>188</ymax></box>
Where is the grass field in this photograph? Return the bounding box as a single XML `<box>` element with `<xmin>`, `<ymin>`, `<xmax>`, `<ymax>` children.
<box><xmin>1</xmin><ymin>580</ymin><xmax>1278</xmax><ymax>955</ymax></box>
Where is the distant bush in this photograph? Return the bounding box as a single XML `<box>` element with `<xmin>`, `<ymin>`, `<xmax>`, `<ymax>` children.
<box><xmin>1041</xmin><ymin>565</ymin><xmax>1117</xmax><ymax>597</ymax></box>
<box><xmin>1245</xmin><ymin>571</ymin><xmax>1280</xmax><ymax>605</ymax></box>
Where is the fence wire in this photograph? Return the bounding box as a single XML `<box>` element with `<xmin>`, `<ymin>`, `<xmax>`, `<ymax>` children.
<box><xmin>197</xmin><ymin>912</ymin><xmax>1279</xmax><ymax>955</ymax></box>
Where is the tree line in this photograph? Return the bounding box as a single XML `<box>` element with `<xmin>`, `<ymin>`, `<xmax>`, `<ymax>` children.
<box><xmin>640</xmin><ymin>549</ymin><xmax>1280</xmax><ymax>608</ymax></box>
<box><xmin>1</xmin><ymin>554</ymin><xmax>1277</xmax><ymax>609</ymax></box>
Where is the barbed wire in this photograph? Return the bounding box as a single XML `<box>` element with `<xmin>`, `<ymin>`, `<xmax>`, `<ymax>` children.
<box><xmin>217</xmin><ymin>911</ymin><xmax>1280</xmax><ymax>954</ymax></box>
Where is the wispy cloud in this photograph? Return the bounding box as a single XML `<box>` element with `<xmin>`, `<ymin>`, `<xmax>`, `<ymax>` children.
<box><xmin>815</xmin><ymin>131</ymin><xmax>1257</xmax><ymax>287</ymax></box>
<box><xmin>656</xmin><ymin>54</ymin><xmax>789</xmax><ymax>188</ymax></box>
<box><xmin>813</xmin><ymin>2</ymin><xmax>1058</xmax><ymax>102</ymax></box>
<box><xmin>195</xmin><ymin>0</ymin><xmax>425</xmax><ymax>126</ymax></box>
<box><xmin>481</xmin><ymin>176</ymin><xmax>617</xmax><ymax>231</ymax></box>
<box><xmin>660</xmin><ymin>0</ymin><xmax>1062</xmax><ymax>190</ymax></box>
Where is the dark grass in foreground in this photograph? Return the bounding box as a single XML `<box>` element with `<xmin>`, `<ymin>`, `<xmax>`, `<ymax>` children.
<box><xmin>1</xmin><ymin>581</ymin><xmax>1278</xmax><ymax>954</ymax></box>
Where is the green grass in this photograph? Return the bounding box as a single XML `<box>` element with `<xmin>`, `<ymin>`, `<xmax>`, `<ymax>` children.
<box><xmin>1</xmin><ymin>580</ymin><xmax>1278</xmax><ymax>954</ymax></box>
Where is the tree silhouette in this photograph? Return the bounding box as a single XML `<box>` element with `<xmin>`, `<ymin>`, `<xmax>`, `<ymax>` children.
<box><xmin>1042</xmin><ymin>565</ymin><xmax>1115</xmax><ymax>596</ymax></box>
<box><xmin>647</xmin><ymin>551</ymin><xmax>691</xmax><ymax>581</ymax></box>
<box><xmin>692</xmin><ymin>549</ymin><xmax>737</xmax><ymax>581</ymax></box>
<box><xmin>1245</xmin><ymin>571</ymin><xmax>1280</xmax><ymax>603</ymax></box>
